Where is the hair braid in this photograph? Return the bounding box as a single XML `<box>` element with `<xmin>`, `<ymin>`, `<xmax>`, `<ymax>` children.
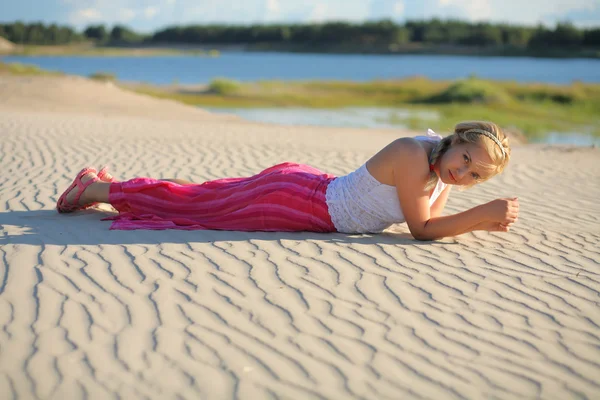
<box><xmin>425</xmin><ymin>136</ymin><xmax>452</xmax><ymax>191</ymax></box>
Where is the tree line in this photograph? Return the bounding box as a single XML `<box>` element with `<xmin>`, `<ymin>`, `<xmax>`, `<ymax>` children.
<box><xmin>1</xmin><ymin>19</ymin><xmax>599</xmax><ymax>49</ymax></box>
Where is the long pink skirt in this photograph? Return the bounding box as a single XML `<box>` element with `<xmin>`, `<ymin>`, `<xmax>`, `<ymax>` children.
<box><xmin>103</xmin><ymin>162</ymin><xmax>337</xmax><ymax>232</ymax></box>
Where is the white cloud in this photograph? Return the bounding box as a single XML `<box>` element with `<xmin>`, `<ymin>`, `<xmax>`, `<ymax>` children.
<box><xmin>309</xmin><ymin>3</ymin><xmax>328</xmax><ymax>22</ymax></box>
<box><xmin>62</xmin><ymin>0</ymin><xmax>599</xmax><ymax>30</ymax></box>
<box><xmin>80</xmin><ymin>8</ymin><xmax>103</xmax><ymax>19</ymax></box>
<box><xmin>174</xmin><ymin>0</ymin><xmax>367</xmax><ymax>25</ymax></box>
<box><xmin>143</xmin><ymin>6</ymin><xmax>159</xmax><ymax>19</ymax></box>
<box><xmin>266</xmin><ymin>0</ymin><xmax>280</xmax><ymax>13</ymax></box>
<box><xmin>300</xmin><ymin>0</ymin><xmax>372</xmax><ymax>23</ymax></box>
<box><xmin>393</xmin><ymin>1</ymin><xmax>405</xmax><ymax>17</ymax></box>
<box><xmin>264</xmin><ymin>0</ymin><xmax>282</xmax><ymax>21</ymax></box>
<box><xmin>118</xmin><ymin>8</ymin><xmax>136</xmax><ymax>22</ymax></box>
<box><xmin>65</xmin><ymin>1</ymin><xmax>170</xmax><ymax>27</ymax></box>
<box><xmin>69</xmin><ymin>8</ymin><xmax>103</xmax><ymax>24</ymax></box>
<box><xmin>431</xmin><ymin>0</ymin><xmax>597</xmax><ymax>25</ymax></box>
<box><xmin>437</xmin><ymin>0</ymin><xmax>492</xmax><ymax>21</ymax></box>
<box><xmin>491</xmin><ymin>0</ymin><xmax>597</xmax><ymax>25</ymax></box>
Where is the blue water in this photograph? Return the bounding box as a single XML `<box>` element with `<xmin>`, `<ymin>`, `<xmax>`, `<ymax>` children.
<box><xmin>204</xmin><ymin>107</ymin><xmax>426</xmax><ymax>129</ymax></box>
<box><xmin>2</xmin><ymin>52</ymin><xmax>600</xmax><ymax>84</ymax></box>
<box><xmin>531</xmin><ymin>132</ymin><xmax>600</xmax><ymax>146</ymax></box>
<box><xmin>3</xmin><ymin>52</ymin><xmax>599</xmax><ymax>145</ymax></box>
<box><xmin>207</xmin><ymin>107</ymin><xmax>600</xmax><ymax>146</ymax></box>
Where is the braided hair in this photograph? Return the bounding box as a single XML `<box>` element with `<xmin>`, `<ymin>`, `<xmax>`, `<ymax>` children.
<box><xmin>425</xmin><ymin>121</ymin><xmax>510</xmax><ymax>190</ymax></box>
<box><xmin>425</xmin><ymin>136</ymin><xmax>453</xmax><ymax>191</ymax></box>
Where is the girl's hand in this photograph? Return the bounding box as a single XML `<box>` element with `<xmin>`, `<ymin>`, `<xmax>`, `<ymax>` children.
<box><xmin>476</xmin><ymin>221</ymin><xmax>514</xmax><ymax>232</ymax></box>
<box><xmin>484</xmin><ymin>198</ymin><xmax>519</xmax><ymax>225</ymax></box>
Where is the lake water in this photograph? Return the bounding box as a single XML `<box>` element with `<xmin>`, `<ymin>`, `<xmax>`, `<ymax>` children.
<box><xmin>3</xmin><ymin>52</ymin><xmax>600</xmax><ymax>84</ymax></box>
<box><xmin>3</xmin><ymin>52</ymin><xmax>599</xmax><ymax>145</ymax></box>
<box><xmin>206</xmin><ymin>107</ymin><xmax>600</xmax><ymax>146</ymax></box>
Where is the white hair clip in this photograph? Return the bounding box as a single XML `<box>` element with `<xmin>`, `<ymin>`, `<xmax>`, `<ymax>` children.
<box><xmin>465</xmin><ymin>129</ymin><xmax>506</xmax><ymax>158</ymax></box>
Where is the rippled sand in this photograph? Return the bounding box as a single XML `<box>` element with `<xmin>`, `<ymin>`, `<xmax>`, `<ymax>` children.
<box><xmin>1</xmin><ymin>75</ymin><xmax>599</xmax><ymax>399</ymax></box>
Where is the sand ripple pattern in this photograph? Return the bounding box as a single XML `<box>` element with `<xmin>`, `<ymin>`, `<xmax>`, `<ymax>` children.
<box><xmin>0</xmin><ymin>109</ymin><xmax>599</xmax><ymax>400</ymax></box>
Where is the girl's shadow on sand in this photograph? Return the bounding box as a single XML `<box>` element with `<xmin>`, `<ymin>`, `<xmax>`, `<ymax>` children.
<box><xmin>0</xmin><ymin>210</ymin><xmax>447</xmax><ymax>247</ymax></box>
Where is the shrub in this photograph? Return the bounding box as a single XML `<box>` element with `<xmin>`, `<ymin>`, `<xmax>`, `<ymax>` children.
<box><xmin>0</xmin><ymin>61</ymin><xmax>56</xmax><ymax>75</ymax></box>
<box><xmin>89</xmin><ymin>72</ymin><xmax>117</xmax><ymax>82</ymax></box>
<box><xmin>208</xmin><ymin>78</ymin><xmax>241</xmax><ymax>95</ymax></box>
<box><xmin>424</xmin><ymin>78</ymin><xmax>511</xmax><ymax>104</ymax></box>
<box><xmin>514</xmin><ymin>85</ymin><xmax>586</xmax><ymax>104</ymax></box>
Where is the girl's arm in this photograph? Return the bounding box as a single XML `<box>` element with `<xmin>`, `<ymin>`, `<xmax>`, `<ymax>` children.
<box><xmin>392</xmin><ymin>140</ymin><xmax>518</xmax><ymax>241</ymax></box>
<box><xmin>429</xmin><ymin>187</ymin><xmax>514</xmax><ymax>235</ymax></box>
<box><xmin>430</xmin><ymin>185</ymin><xmax>451</xmax><ymax>218</ymax></box>
<box><xmin>459</xmin><ymin>220</ymin><xmax>515</xmax><ymax>234</ymax></box>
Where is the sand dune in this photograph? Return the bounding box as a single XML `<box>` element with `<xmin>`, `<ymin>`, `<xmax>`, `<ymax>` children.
<box><xmin>0</xmin><ymin>37</ymin><xmax>16</xmax><ymax>53</ymax></box>
<box><xmin>0</xmin><ymin>75</ymin><xmax>599</xmax><ymax>399</ymax></box>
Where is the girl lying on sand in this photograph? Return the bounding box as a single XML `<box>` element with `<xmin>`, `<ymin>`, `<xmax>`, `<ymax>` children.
<box><xmin>57</xmin><ymin>120</ymin><xmax>519</xmax><ymax>240</ymax></box>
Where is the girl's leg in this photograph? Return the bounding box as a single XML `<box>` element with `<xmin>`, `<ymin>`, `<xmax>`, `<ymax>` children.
<box><xmin>85</xmin><ymin>179</ymin><xmax>111</xmax><ymax>203</ymax></box>
<box><xmin>64</xmin><ymin>172</ymin><xmax>111</xmax><ymax>206</ymax></box>
<box><xmin>162</xmin><ymin>178</ymin><xmax>195</xmax><ymax>185</ymax></box>
<box><xmin>68</xmin><ymin>173</ymin><xmax>196</xmax><ymax>208</ymax></box>
<box><xmin>100</xmin><ymin>163</ymin><xmax>337</xmax><ymax>232</ymax></box>
<box><xmin>100</xmin><ymin>169</ymin><xmax>195</xmax><ymax>186</ymax></box>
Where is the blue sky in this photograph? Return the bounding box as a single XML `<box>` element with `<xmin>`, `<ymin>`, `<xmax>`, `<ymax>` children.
<box><xmin>2</xmin><ymin>0</ymin><xmax>599</xmax><ymax>33</ymax></box>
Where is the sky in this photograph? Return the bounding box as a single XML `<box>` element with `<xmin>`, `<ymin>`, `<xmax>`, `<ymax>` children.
<box><xmin>2</xmin><ymin>0</ymin><xmax>599</xmax><ymax>33</ymax></box>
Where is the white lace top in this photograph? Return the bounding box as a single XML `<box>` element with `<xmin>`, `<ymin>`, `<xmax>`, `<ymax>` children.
<box><xmin>325</xmin><ymin>130</ymin><xmax>448</xmax><ymax>233</ymax></box>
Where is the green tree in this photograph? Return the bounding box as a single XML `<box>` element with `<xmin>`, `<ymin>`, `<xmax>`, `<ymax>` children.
<box><xmin>501</xmin><ymin>25</ymin><xmax>533</xmax><ymax>47</ymax></box>
<box><xmin>25</xmin><ymin>22</ymin><xmax>45</xmax><ymax>44</ymax></box>
<box><xmin>462</xmin><ymin>23</ymin><xmax>503</xmax><ymax>46</ymax></box>
<box><xmin>423</xmin><ymin>19</ymin><xmax>447</xmax><ymax>44</ymax></box>
<box><xmin>7</xmin><ymin>21</ymin><xmax>26</xmax><ymax>44</ymax></box>
<box><xmin>528</xmin><ymin>24</ymin><xmax>552</xmax><ymax>48</ymax></box>
<box><xmin>552</xmin><ymin>22</ymin><xmax>583</xmax><ymax>46</ymax></box>
<box><xmin>583</xmin><ymin>28</ymin><xmax>600</xmax><ymax>46</ymax></box>
<box><xmin>84</xmin><ymin>25</ymin><xmax>108</xmax><ymax>42</ymax></box>
<box><xmin>109</xmin><ymin>25</ymin><xmax>144</xmax><ymax>44</ymax></box>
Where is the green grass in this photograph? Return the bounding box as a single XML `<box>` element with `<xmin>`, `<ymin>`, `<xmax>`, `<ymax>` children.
<box><xmin>10</xmin><ymin>44</ymin><xmax>219</xmax><ymax>57</ymax></box>
<box><xmin>2</xmin><ymin>60</ymin><xmax>598</xmax><ymax>139</ymax></box>
<box><xmin>391</xmin><ymin>102</ymin><xmax>600</xmax><ymax>139</ymax></box>
<box><xmin>125</xmin><ymin>77</ymin><xmax>600</xmax><ymax>137</ymax></box>
<box><xmin>0</xmin><ymin>61</ymin><xmax>63</xmax><ymax>76</ymax></box>
<box><xmin>208</xmin><ymin>78</ymin><xmax>242</xmax><ymax>95</ymax></box>
<box><xmin>89</xmin><ymin>72</ymin><xmax>117</xmax><ymax>82</ymax></box>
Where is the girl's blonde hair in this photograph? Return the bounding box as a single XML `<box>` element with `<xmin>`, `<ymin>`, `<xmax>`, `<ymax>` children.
<box><xmin>425</xmin><ymin>121</ymin><xmax>511</xmax><ymax>190</ymax></box>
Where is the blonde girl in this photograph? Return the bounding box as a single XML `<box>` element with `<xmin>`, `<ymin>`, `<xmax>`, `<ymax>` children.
<box><xmin>57</xmin><ymin>120</ymin><xmax>519</xmax><ymax>240</ymax></box>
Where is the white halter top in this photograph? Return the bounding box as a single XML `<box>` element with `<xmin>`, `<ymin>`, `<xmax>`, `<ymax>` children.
<box><xmin>325</xmin><ymin>129</ymin><xmax>447</xmax><ymax>233</ymax></box>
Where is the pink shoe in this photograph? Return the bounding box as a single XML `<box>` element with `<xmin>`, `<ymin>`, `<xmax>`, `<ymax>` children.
<box><xmin>98</xmin><ymin>166</ymin><xmax>117</xmax><ymax>183</ymax></box>
<box><xmin>56</xmin><ymin>167</ymin><xmax>100</xmax><ymax>213</ymax></box>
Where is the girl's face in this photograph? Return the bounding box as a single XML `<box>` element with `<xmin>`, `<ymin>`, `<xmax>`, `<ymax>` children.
<box><xmin>434</xmin><ymin>141</ymin><xmax>495</xmax><ymax>186</ymax></box>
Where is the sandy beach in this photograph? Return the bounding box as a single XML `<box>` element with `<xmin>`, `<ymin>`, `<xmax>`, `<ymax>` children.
<box><xmin>1</xmin><ymin>74</ymin><xmax>599</xmax><ymax>399</ymax></box>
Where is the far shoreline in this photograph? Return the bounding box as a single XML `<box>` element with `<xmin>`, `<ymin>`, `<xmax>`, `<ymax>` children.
<box><xmin>2</xmin><ymin>42</ymin><xmax>599</xmax><ymax>60</ymax></box>
<box><xmin>2</xmin><ymin>59</ymin><xmax>599</xmax><ymax>145</ymax></box>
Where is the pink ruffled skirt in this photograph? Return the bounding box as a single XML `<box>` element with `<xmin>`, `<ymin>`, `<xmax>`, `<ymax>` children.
<box><xmin>103</xmin><ymin>162</ymin><xmax>337</xmax><ymax>232</ymax></box>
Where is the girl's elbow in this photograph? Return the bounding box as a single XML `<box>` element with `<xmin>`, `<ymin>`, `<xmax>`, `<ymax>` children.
<box><xmin>412</xmin><ymin>232</ymin><xmax>435</xmax><ymax>241</ymax></box>
<box><xmin>408</xmin><ymin>221</ymin><xmax>435</xmax><ymax>241</ymax></box>
<box><xmin>409</xmin><ymin>226</ymin><xmax>434</xmax><ymax>241</ymax></box>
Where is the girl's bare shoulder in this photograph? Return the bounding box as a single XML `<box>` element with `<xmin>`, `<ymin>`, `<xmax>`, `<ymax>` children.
<box><xmin>370</xmin><ymin>137</ymin><xmax>430</xmax><ymax>165</ymax></box>
<box><xmin>366</xmin><ymin>137</ymin><xmax>431</xmax><ymax>185</ymax></box>
<box><xmin>392</xmin><ymin>137</ymin><xmax>428</xmax><ymax>153</ymax></box>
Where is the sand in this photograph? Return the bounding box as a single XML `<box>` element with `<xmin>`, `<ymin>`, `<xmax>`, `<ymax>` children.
<box><xmin>0</xmin><ymin>74</ymin><xmax>599</xmax><ymax>400</ymax></box>
<box><xmin>0</xmin><ymin>37</ymin><xmax>16</xmax><ymax>54</ymax></box>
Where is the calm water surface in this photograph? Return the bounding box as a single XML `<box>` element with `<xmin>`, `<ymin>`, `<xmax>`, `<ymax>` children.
<box><xmin>207</xmin><ymin>107</ymin><xmax>600</xmax><ymax>147</ymax></box>
<box><xmin>4</xmin><ymin>52</ymin><xmax>599</xmax><ymax>145</ymax></box>
<box><xmin>3</xmin><ymin>52</ymin><xmax>600</xmax><ymax>84</ymax></box>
